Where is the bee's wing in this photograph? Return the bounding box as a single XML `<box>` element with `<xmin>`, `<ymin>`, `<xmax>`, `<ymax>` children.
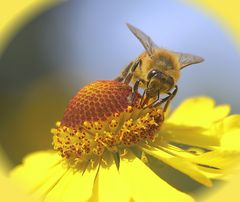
<box><xmin>126</xmin><ymin>23</ymin><xmax>204</xmax><ymax>68</ymax></box>
<box><xmin>172</xmin><ymin>51</ymin><xmax>204</xmax><ymax>69</ymax></box>
<box><xmin>127</xmin><ymin>23</ymin><xmax>158</xmax><ymax>57</ymax></box>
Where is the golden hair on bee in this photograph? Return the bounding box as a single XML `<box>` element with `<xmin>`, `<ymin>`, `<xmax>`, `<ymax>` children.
<box><xmin>133</xmin><ymin>48</ymin><xmax>181</xmax><ymax>85</ymax></box>
<box><xmin>115</xmin><ymin>23</ymin><xmax>204</xmax><ymax>111</ymax></box>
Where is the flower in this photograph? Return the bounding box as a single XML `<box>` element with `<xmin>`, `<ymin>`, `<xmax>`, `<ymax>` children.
<box><xmin>0</xmin><ymin>146</ymin><xmax>36</xmax><ymax>202</ymax></box>
<box><xmin>10</xmin><ymin>80</ymin><xmax>240</xmax><ymax>202</ymax></box>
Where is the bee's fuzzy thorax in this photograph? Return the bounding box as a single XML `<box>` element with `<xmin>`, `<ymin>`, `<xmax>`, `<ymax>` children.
<box><xmin>154</xmin><ymin>48</ymin><xmax>180</xmax><ymax>70</ymax></box>
<box><xmin>133</xmin><ymin>48</ymin><xmax>180</xmax><ymax>83</ymax></box>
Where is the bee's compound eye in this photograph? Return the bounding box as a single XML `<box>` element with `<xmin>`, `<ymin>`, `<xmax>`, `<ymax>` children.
<box><xmin>147</xmin><ymin>69</ymin><xmax>159</xmax><ymax>80</ymax></box>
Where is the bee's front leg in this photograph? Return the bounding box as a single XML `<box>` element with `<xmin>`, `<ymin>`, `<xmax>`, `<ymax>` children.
<box><xmin>142</xmin><ymin>90</ymin><xmax>160</xmax><ymax>109</ymax></box>
<box><xmin>159</xmin><ymin>93</ymin><xmax>172</xmax><ymax>104</ymax></box>
<box><xmin>151</xmin><ymin>85</ymin><xmax>178</xmax><ymax>111</ymax></box>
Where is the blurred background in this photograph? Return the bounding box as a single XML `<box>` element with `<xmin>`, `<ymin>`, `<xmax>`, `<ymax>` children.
<box><xmin>0</xmin><ymin>0</ymin><xmax>239</xmax><ymax>170</ymax></box>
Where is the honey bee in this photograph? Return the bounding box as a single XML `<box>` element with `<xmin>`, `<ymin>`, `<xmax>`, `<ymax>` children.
<box><xmin>115</xmin><ymin>23</ymin><xmax>204</xmax><ymax>111</ymax></box>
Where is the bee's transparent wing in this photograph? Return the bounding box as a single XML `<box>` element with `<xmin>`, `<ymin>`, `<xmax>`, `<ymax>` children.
<box><xmin>126</xmin><ymin>23</ymin><xmax>204</xmax><ymax>68</ymax></box>
<box><xmin>172</xmin><ymin>51</ymin><xmax>204</xmax><ymax>69</ymax></box>
<box><xmin>127</xmin><ymin>23</ymin><xmax>158</xmax><ymax>57</ymax></box>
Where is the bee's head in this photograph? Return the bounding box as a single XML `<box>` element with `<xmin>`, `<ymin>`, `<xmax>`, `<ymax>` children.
<box><xmin>146</xmin><ymin>69</ymin><xmax>174</xmax><ymax>97</ymax></box>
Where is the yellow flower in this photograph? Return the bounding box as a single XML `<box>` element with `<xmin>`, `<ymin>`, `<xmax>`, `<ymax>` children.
<box><xmin>10</xmin><ymin>80</ymin><xmax>240</xmax><ymax>202</ymax></box>
<box><xmin>0</xmin><ymin>146</ymin><xmax>36</xmax><ymax>202</ymax></box>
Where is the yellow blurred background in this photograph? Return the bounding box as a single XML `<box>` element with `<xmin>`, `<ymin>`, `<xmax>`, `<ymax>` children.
<box><xmin>0</xmin><ymin>1</ymin><xmax>240</xmax><ymax>201</ymax></box>
<box><xmin>186</xmin><ymin>0</ymin><xmax>240</xmax><ymax>46</ymax></box>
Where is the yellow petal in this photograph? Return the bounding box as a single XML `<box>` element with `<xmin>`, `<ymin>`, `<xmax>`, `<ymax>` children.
<box><xmin>45</xmin><ymin>165</ymin><xmax>98</xmax><ymax>202</ymax></box>
<box><xmin>142</xmin><ymin>147</ymin><xmax>212</xmax><ymax>187</ymax></box>
<box><xmin>220</xmin><ymin>115</ymin><xmax>240</xmax><ymax>149</ymax></box>
<box><xmin>11</xmin><ymin>151</ymin><xmax>99</xmax><ymax>202</ymax></box>
<box><xmin>11</xmin><ymin>151</ymin><xmax>70</xmax><ymax>201</ymax></box>
<box><xmin>195</xmin><ymin>168</ymin><xmax>224</xmax><ymax>180</ymax></box>
<box><xmin>1</xmin><ymin>174</ymin><xmax>37</xmax><ymax>202</ymax></box>
<box><xmin>120</xmin><ymin>150</ymin><xmax>194</xmax><ymax>202</ymax></box>
<box><xmin>220</xmin><ymin>115</ymin><xmax>240</xmax><ymax>132</ymax></box>
<box><xmin>145</xmin><ymin>145</ymin><xmax>239</xmax><ymax>181</ymax></box>
<box><xmin>92</xmin><ymin>159</ymin><xmax>133</xmax><ymax>202</ymax></box>
<box><xmin>189</xmin><ymin>150</ymin><xmax>240</xmax><ymax>172</ymax></box>
<box><xmin>158</xmin><ymin>123</ymin><xmax>220</xmax><ymax>148</ymax></box>
<box><xmin>203</xmin><ymin>166</ymin><xmax>240</xmax><ymax>202</ymax></box>
<box><xmin>42</xmin><ymin>169</ymin><xmax>73</xmax><ymax>202</ymax></box>
<box><xmin>156</xmin><ymin>145</ymin><xmax>226</xmax><ymax>177</ymax></box>
<box><xmin>17</xmin><ymin>150</ymin><xmax>62</xmax><ymax>169</ymax></box>
<box><xmin>221</xmin><ymin>130</ymin><xmax>240</xmax><ymax>150</ymax></box>
<box><xmin>167</xmin><ymin>97</ymin><xmax>230</xmax><ymax>128</ymax></box>
<box><xmin>10</xmin><ymin>151</ymin><xmax>63</xmax><ymax>192</ymax></box>
<box><xmin>160</xmin><ymin>146</ymin><xmax>223</xmax><ymax>176</ymax></box>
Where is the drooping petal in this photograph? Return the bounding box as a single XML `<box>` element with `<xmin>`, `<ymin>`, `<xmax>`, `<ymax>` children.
<box><xmin>167</xmin><ymin>146</ymin><xmax>240</xmax><ymax>179</ymax></box>
<box><xmin>157</xmin><ymin>123</ymin><xmax>220</xmax><ymax>149</ymax></box>
<box><xmin>119</xmin><ymin>150</ymin><xmax>194</xmax><ymax>202</ymax></box>
<box><xmin>189</xmin><ymin>150</ymin><xmax>240</xmax><ymax>173</ymax></box>
<box><xmin>142</xmin><ymin>146</ymin><xmax>212</xmax><ymax>187</ymax></box>
<box><xmin>155</xmin><ymin>146</ymin><xmax>225</xmax><ymax>180</ymax></box>
<box><xmin>167</xmin><ymin>97</ymin><xmax>230</xmax><ymax>128</ymax></box>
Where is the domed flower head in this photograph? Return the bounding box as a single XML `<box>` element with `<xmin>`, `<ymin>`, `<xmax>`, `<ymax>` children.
<box><xmin>11</xmin><ymin>80</ymin><xmax>240</xmax><ymax>202</ymax></box>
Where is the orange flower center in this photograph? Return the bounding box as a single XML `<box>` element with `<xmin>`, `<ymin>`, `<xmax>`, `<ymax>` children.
<box><xmin>51</xmin><ymin>80</ymin><xmax>164</xmax><ymax>163</ymax></box>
